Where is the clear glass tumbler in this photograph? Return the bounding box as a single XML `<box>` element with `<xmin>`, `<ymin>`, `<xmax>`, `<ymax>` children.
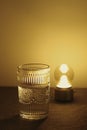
<box><xmin>17</xmin><ymin>63</ymin><xmax>50</xmax><ymax>120</ymax></box>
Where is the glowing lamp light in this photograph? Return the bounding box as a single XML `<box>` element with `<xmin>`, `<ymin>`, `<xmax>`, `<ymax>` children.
<box><xmin>54</xmin><ymin>64</ymin><xmax>74</xmax><ymax>102</ymax></box>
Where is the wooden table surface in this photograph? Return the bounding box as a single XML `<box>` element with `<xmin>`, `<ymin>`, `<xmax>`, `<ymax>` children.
<box><xmin>0</xmin><ymin>87</ymin><xmax>87</xmax><ymax>130</ymax></box>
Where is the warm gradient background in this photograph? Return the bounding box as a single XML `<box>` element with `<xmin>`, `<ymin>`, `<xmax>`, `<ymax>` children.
<box><xmin>0</xmin><ymin>0</ymin><xmax>87</xmax><ymax>87</ymax></box>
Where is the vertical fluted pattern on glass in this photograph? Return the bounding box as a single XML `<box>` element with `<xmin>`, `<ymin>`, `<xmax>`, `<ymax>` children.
<box><xmin>19</xmin><ymin>70</ymin><xmax>50</xmax><ymax>85</ymax></box>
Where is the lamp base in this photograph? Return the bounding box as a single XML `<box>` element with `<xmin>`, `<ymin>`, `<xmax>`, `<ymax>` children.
<box><xmin>55</xmin><ymin>87</ymin><xmax>73</xmax><ymax>102</ymax></box>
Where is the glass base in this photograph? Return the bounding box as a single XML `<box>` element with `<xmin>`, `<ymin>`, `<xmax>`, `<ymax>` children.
<box><xmin>20</xmin><ymin>112</ymin><xmax>48</xmax><ymax>120</ymax></box>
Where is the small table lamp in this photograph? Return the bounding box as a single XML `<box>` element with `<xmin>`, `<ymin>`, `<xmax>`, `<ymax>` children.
<box><xmin>54</xmin><ymin>64</ymin><xmax>74</xmax><ymax>102</ymax></box>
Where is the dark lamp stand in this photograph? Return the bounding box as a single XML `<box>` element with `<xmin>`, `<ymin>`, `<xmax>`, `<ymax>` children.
<box><xmin>55</xmin><ymin>87</ymin><xmax>73</xmax><ymax>102</ymax></box>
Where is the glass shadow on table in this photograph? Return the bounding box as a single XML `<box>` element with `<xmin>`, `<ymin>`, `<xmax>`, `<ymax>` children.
<box><xmin>0</xmin><ymin>115</ymin><xmax>46</xmax><ymax>130</ymax></box>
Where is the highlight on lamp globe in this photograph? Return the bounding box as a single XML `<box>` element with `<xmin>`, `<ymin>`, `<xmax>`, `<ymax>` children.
<box><xmin>54</xmin><ymin>64</ymin><xmax>74</xmax><ymax>88</ymax></box>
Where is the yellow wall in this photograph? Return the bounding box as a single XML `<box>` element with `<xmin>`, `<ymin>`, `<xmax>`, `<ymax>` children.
<box><xmin>0</xmin><ymin>0</ymin><xmax>87</xmax><ymax>87</ymax></box>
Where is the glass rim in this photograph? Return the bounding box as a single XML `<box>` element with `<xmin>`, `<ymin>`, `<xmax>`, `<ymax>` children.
<box><xmin>17</xmin><ymin>63</ymin><xmax>50</xmax><ymax>71</ymax></box>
